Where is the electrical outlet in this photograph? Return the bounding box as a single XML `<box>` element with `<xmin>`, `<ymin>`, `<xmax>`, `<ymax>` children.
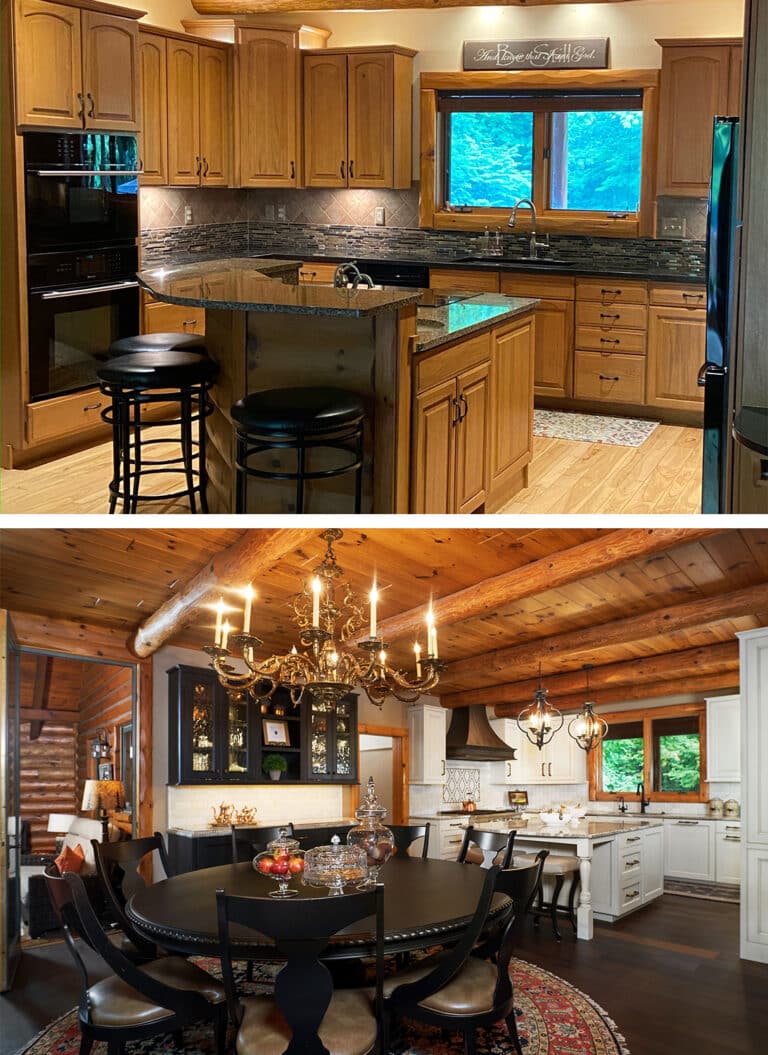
<box><xmin>264</xmin><ymin>203</ymin><xmax>275</xmax><ymax>221</ymax></box>
<box><xmin>374</xmin><ymin>206</ymin><xmax>386</xmax><ymax>226</ymax></box>
<box><xmin>660</xmin><ymin>216</ymin><xmax>686</xmax><ymax>238</ymax></box>
<box><xmin>184</xmin><ymin>205</ymin><xmax>193</xmax><ymax>225</ymax></box>
<box><xmin>277</xmin><ymin>204</ymin><xmax>287</xmax><ymax>221</ymax></box>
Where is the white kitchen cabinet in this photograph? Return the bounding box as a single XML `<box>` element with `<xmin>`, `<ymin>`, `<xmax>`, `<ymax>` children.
<box><xmin>489</xmin><ymin>718</ymin><xmax>586</xmax><ymax>785</ymax></box>
<box><xmin>706</xmin><ymin>694</ymin><xmax>741</xmax><ymax>781</ymax></box>
<box><xmin>739</xmin><ymin>627</ymin><xmax>768</xmax><ymax>963</ymax></box>
<box><xmin>664</xmin><ymin>819</ymin><xmax>715</xmax><ymax>880</ymax></box>
<box><xmin>642</xmin><ymin>824</ymin><xmax>665</xmax><ymax>901</ymax></box>
<box><xmin>715</xmin><ymin>821</ymin><xmax>742</xmax><ymax>884</ymax></box>
<box><xmin>408</xmin><ymin>704</ymin><xmax>446</xmax><ymax>784</ymax></box>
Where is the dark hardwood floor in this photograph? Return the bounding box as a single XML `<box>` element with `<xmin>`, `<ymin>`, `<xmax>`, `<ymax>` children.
<box><xmin>1</xmin><ymin>896</ymin><xmax>765</xmax><ymax>1055</ymax></box>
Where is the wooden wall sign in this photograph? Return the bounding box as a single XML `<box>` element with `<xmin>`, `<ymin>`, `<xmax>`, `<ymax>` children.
<box><xmin>463</xmin><ymin>38</ymin><xmax>609</xmax><ymax>71</ymax></box>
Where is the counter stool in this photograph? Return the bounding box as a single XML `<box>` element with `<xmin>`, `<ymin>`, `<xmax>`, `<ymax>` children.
<box><xmin>97</xmin><ymin>350</ymin><xmax>218</xmax><ymax>514</ymax></box>
<box><xmin>231</xmin><ymin>387</ymin><xmax>365</xmax><ymax>514</ymax></box>
<box><xmin>108</xmin><ymin>332</ymin><xmax>207</xmax><ymax>357</ymax></box>
<box><xmin>514</xmin><ymin>851</ymin><xmax>580</xmax><ymax>941</ymax></box>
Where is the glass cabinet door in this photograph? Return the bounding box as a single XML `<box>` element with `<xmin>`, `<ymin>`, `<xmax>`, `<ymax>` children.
<box><xmin>177</xmin><ymin>670</ymin><xmax>219</xmax><ymax>783</ymax></box>
<box><xmin>334</xmin><ymin>699</ymin><xmax>353</xmax><ymax>778</ymax></box>
<box><xmin>309</xmin><ymin>698</ymin><xmax>333</xmax><ymax>779</ymax></box>
<box><xmin>223</xmin><ymin>690</ymin><xmax>250</xmax><ymax>778</ymax></box>
<box><xmin>306</xmin><ymin>694</ymin><xmax>357</xmax><ymax>782</ymax></box>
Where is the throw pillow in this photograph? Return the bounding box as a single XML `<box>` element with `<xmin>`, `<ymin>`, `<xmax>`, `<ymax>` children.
<box><xmin>54</xmin><ymin>842</ymin><xmax>85</xmax><ymax>875</ymax></box>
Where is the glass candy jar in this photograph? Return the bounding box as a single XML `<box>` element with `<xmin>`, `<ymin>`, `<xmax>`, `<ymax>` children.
<box><xmin>303</xmin><ymin>835</ymin><xmax>368</xmax><ymax>896</ymax></box>
<box><xmin>347</xmin><ymin>777</ymin><xmax>394</xmax><ymax>885</ymax></box>
<box><xmin>252</xmin><ymin>828</ymin><xmax>304</xmax><ymax>898</ymax></box>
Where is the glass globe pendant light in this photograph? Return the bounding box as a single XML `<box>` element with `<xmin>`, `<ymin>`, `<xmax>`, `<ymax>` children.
<box><xmin>568</xmin><ymin>664</ymin><xmax>609</xmax><ymax>753</ymax></box>
<box><xmin>516</xmin><ymin>665</ymin><xmax>563</xmax><ymax>750</ymax></box>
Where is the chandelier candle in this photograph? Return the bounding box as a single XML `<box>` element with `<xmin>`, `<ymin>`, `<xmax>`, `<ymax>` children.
<box><xmin>214</xmin><ymin>598</ymin><xmax>225</xmax><ymax>646</ymax></box>
<box><xmin>369</xmin><ymin>584</ymin><xmax>378</xmax><ymax>638</ymax></box>
<box><xmin>311</xmin><ymin>576</ymin><xmax>322</xmax><ymax>627</ymax></box>
<box><xmin>242</xmin><ymin>584</ymin><xmax>255</xmax><ymax>634</ymax></box>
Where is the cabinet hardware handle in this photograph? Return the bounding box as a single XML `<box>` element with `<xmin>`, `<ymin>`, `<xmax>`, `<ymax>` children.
<box><xmin>87</xmin><ymin>92</ymin><xmax>95</xmax><ymax>117</ymax></box>
<box><xmin>600</xmin><ymin>313</ymin><xmax>621</xmax><ymax>320</ymax></box>
<box><xmin>203</xmin><ymin>158</ymin><xmax>209</xmax><ymax>177</ymax></box>
<box><xmin>548</xmin><ymin>762</ymin><xmax>552</xmax><ymax>776</ymax></box>
<box><xmin>682</xmin><ymin>292</ymin><xmax>703</xmax><ymax>299</ymax></box>
<box><xmin>451</xmin><ymin>396</ymin><xmax>462</xmax><ymax>427</ymax></box>
<box><xmin>625</xmin><ymin>858</ymin><xmax>640</xmax><ymax>867</ymax></box>
<box><xmin>601</xmin><ymin>288</ymin><xmax>622</xmax><ymax>295</ymax></box>
<box><xmin>340</xmin><ymin>160</ymin><xmax>345</xmax><ymax>179</ymax></box>
<box><xmin>77</xmin><ymin>91</ymin><xmax>85</xmax><ymax>121</ymax></box>
<box><xmin>599</xmin><ymin>374</ymin><xmax>620</xmax><ymax>382</ymax></box>
<box><xmin>82</xmin><ymin>402</ymin><xmax>103</xmax><ymax>411</ymax></box>
<box><xmin>600</xmin><ymin>337</ymin><xmax>621</xmax><ymax>344</ymax></box>
<box><xmin>625</xmin><ymin>889</ymin><xmax>640</xmax><ymax>899</ymax></box>
<box><xmin>675</xmin><ymin>820</ymin><xmax>699</xmax><ymax>825</ymax></box>
<box><xmin>724</xmin><ymin>835</ymin><xmax>741</xmax><ymax>842</ymax></box>
<box><xmin>349</xmin><ymin>159</ymin><xmax>355</xmax><ymax>179</ymax></box>
<box><xmin>541</xmin><ymin>762</ymin><xmax>545</xmax><ymax>777</ymax></box>
<box><xmin>183</xmin><ymin>319</ymin><xmax>198</xmax><ymax>327</ymax></box>
<box><xmin>459</xmin><ymin>393</ymin><xmax>468</xmax><ymax>421</ymax></box>
<box><xmin>138</xmin><ymin>157</ymin><xmax>143</xmax><ymax>173</ymax></box>
<box><xmin>507</xmin><ymin>762</ymin><xmax>512</xmax><ymax>777</ymax></box>
<box><xmin>195</xmin><ymin>156</ymin><xmax>201</xmax><ymax>176</ymax></box>
<box><xmin>725</xmin><ymin>824</ymin><xmax>740</xmax><ymax>830</ymax></box>
<box><xmin>290</xmin><ymin>160</ymin><xmax>295</xmax><ymax>179</ymax></box>
<box><xmin>626</xmin><ymin>835</ymin><xmax>641</xmax><ymax>842</ymax></box>
<box><xmin>441</xmin><ymin>760</ymin><xmax>446</xmax><ymax>776</ymax></box>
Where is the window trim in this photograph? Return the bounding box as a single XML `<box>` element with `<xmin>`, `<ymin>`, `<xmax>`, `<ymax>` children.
<box><xmin>588</xmin><ymin>702</ymin><xmax>709</xmax><ymax>803</ymax></box>
<box><xmin>419</xmin><ymin>69</ymin><xmax>660</xmax><ymax>238</ymax></box>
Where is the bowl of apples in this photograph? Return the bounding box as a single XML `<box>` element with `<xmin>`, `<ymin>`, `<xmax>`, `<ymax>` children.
<box><xmin>253</xmin><ymin>829</ymin><xmax>305</xmax><ymax>898</ymax></box>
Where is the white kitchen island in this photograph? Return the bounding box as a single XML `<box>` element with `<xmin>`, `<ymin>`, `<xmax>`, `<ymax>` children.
<box><xmin>466</xmin><ymin>816</ymin><xmax>665</xmax><ymax>940</ymax></box>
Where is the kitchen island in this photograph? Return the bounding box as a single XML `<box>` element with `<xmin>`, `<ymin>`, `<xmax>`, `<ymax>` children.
<box><xmin>137</xmin><ymin>258</ymin><xmax>537</xmax><ymax>514</ymax></box>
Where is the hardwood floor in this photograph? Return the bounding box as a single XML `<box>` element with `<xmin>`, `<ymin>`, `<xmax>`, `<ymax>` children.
<box><xmin>0</xmin><ymin>423</ymin><xmax>703</xmax><ymax>516</ymax></box>
<box><xmin>2</xmin><ymin>897</ymin><xmax>764</xmax><ymax>1055</ymax></box>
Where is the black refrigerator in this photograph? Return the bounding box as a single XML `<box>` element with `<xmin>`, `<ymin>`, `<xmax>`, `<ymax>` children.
<box><xmin>701</xmin><ymin>117</ymin><xmax>740</xmax><ymax>514</ymax></box>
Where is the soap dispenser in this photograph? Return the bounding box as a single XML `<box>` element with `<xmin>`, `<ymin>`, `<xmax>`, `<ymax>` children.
<box><xmin>480</xmin><ymin>226</ymin><xmax>491</xmax><ymax>254</ymax></box>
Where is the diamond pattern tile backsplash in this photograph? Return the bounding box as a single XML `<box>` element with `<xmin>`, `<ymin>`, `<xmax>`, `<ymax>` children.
<box><xmin>443</xmin><ymin>767</ymin><xmax>481</xmax><ymax>805</ymax></box>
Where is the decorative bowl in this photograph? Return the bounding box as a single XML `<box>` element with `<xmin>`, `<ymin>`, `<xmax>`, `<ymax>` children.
<box><xmin>569</xmin><ymin>806</ymin><xmax>587</xmax><ymax>820</ymax></box>
<box><xmin>540</xmin><ymin>810</ymin><xmax>571</xmax><ymax>825</ymax></box>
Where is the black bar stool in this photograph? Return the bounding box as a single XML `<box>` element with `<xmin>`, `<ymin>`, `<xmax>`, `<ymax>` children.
<box><xmin>108</xmin><ymin>332</ymin><xmax>208</xmax><ymax>357</ymax></box>
<box><xmin>97</xmin><ymin>350</ymin><xmax>218</xmax><ymax>515</ymax></box>
<box><xmin>231</xmin><ymin>387</ymin><xmax>365</xmax><ymax>514</ymax></box>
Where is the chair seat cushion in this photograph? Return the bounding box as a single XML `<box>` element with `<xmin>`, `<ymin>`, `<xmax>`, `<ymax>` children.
<box><xmin>109</xmin><ymin>333</ymin><xmax>207</xmax><ymax>356</ymax></box>
<box><xmin>97</xmin><ymin>351</ymin><xmax>218</xmax><ymax>390</ymax></box>
<box><xmin>231</xmin><ymin>387</ymin><xmax>365</xmax><ymax>435</ymax></box>
<box><xmin>87</xmin><ymin>955</ymin><xmax>225</xmax><ymax>1027</ymax></box>
<box><xmin>236</xmin><ymin>989</ymin><xmax>376</xmax><ymax>1055</ymax></box>
<box><xmin>514</xmin><ymin>852</ymin><xmax>579</xmax><ymax>875</ymax></box>
<box><xmin>384</xmin><ymin>953</ymin><xmax>498</xmax><ymax>1016</ymax></box>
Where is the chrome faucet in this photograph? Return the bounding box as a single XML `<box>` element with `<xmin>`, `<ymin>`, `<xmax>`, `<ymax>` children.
<box><xmin>507</xmin><ymin>198</ymin><xmax>549</xmax><ymax>259</ymax></box>
<box><xmin>333</xmin><ymin>261</ymin><xmax>374</xmax><ymax>289</ymax></box>
<box><xmin>617</xmin><ymin>795</ymin><xmax>629</xmax><ymax>814</ymax></box>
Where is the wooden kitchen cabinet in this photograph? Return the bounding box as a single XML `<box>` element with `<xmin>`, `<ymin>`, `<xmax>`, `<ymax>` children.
<box><xmin>487</xmin><ymin>315</ymin><xmax>535</xmax><ymax>512</ymax></box>
<box><xmin>237</xmin><ymin>28</ymin><xmax>299</xmax><ymax>187</ymax></box>
<box><xmin>656</xmin><ymin>39</ymin><xmax>743</xmax><ymax>197</ymax></box>
<box><xmin>500</xmin><ymin>273</ymin><xmax>575</xmax><ymax>399</ymax></box>
<box><xmin>412</xmin><ymin>379</ymin><xmax>457</xmax><ymax>515</ymax></box>
<box><xmin>15</xmin><ymin>0</ymin><xmax>139</xmax><ymax>131</ymax></box>
<box><xmin>303</xmin><ymin>47</ymin><xmax>414</xmax><ymax>189</ymax></box>
<box><xmin>142</xmin><ymin>294</ymin><xmax>205</xmax><ymax>336</ymax></box>
<box><xmin>166</xmin><ymin>37</ymin><xmax>230</xmax><ymax>187</ymax></box>
<box><xmin>198</xmin><ymin>45</ymin><xmax>230</xmax><ymax>186</ymax></box>
<box><xmin>430</xmin><ymin>269</ymin><xmax>500</xmax><ymax>293</ymax></box>
<box><xmin>646</xmin><ymin>304</ymin><xmax>706</xmax><ymax>412</ymax></box>
<box><xmin>138</xmin><ymin>32</ymin><xmax>167</xmax><ymax>184</ymax></box>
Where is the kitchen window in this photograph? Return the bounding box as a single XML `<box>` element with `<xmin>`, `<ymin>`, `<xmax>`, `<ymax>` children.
<box><xmin>589</xmin><ymin>704</ymin><xmax>707</xmax><ymax>803</ymax></box>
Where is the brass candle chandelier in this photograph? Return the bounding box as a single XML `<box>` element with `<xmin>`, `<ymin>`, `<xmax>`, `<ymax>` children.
<box><xmin>202</xmin><ymin>529</ymin><xmax>446</xmax><ymax>709</ymax></box>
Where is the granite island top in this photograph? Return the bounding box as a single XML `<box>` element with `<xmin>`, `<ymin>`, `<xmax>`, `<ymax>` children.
<box><xmin>137</xmin><ymin>257</ymin><xmax>422</xmax><ymax>317</ymax></box>
<box><xmin>460</xmin><ymin>817</ymin><xmax>664</xmax><ymax>840</ymax></box>
<box><xmin>416</xmin><ymin>292</ymin><xmax>538</xmax><ymax>352</ymax></box>
<box><xmin>168</xmin><ymin>819</ymin><xmax>355</xmax><ymax>839</ymax></box>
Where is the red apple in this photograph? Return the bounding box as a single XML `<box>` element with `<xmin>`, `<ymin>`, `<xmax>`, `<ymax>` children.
<box><xmin>272</xmin><ymin>858</ymin><xmax>289</xmax><ymax>875</ymax></box>
<box><xmin>288</xmin><ymin>856</ymin><xmax>304</xmax><ymax>874</ymax></box>
<box><xmin>257</xmin><ymin>858</ymin><xmax>273</xmax><ymax>875</ymax></box>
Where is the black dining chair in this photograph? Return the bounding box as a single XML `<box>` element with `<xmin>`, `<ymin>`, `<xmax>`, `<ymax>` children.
<box><xmin>46</xmin><ymin>869</ymin><xmax>227</xmax><ymax>1055</ymax></box>
<box><xmin>230</xmin><ymin>823</ymin><xmax>295</xmax><ymax>864</ymax></box>
<box><xmin>292</xmin><ymin>824</ymin><xmax>354</xmax><ymax>850</ymax></box>
<box><xmin>457</xmin><ymin>826</ymin><xmax>517</xmax><ymax>869</ymax></box>
<box><xmin>389</xmin><ymin>823</ymin><xmax>431</xmax><ymax>858</ymax></box>
<box><xmin>216</xmin><ymin>884</ymin><xmax>385</xmax><ymax>1055</ymax></box>
<box><xmin>383</xmin><ymin>864</ymin><xmax>519</xmax><ymax>1055</ymax></box>
<box><xmin>92</xmin><ymin>833</ymin><xmax>175</xmax><ymax>960</ymax></box>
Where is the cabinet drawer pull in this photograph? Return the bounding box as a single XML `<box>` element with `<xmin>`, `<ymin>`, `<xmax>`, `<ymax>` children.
<box><xmin>548</xmin><ymin>762</ymin><xmax>552</xmax><ymax>777</ymax></box>
<box><xmin>441</xmin><ymin>760</ymin><xmax>445</xmax><ymax>776</ymax></box>
<box><xmin>451</xmin><ymin>396</ymin><xmax>462</xmax><ymax>427</ymax></box>
<box><xmin>675</xmin><ymin>820</ymin><xmax>699</xmax><ymax>825</ymax></box>
<box><xmin>625</xmin><ymin>888</ymin><xmax>640</xmax><ymax>899</ymax></box>
<box><xmin>599</xmin><ymin>374</ymin><xmax>620</xmax><ymax>382</ymax></box>
<box><xmin>540</xmin><ymin>762</ymin><xmax>545</xmax><ymax>777</ymax></box>
<box><xmin>82</xmin><ymin>402</ymin><xmax>103</xmax><ymax>412</ymax></box>
<box><xmin>290</xmin><ymin>160</ymin><xmax>295</xmax><ymax>179</ymax></box>
<box><xmin>601</xmin><ymin>288</ymin><xmax>622</xmax><ymax>295</ymax></box>
<box><xmin>682</xmin><ymin>292</ymin><xmax>704</xmax><ymax>300</ymax></box>
<box><xmin>724</xmin><ymin>835</ymin><xmax>741</xmax><ymax>842</ymax></box>
<box><xmin>459</xmin><ymin>393</ymin><xmax>468</xmax><ymax>421</ymax></box>
<box><xmin>340</xmin><ymin>160</ymin><xmax>345</xmax><ymax>179</ymax></box>
<box><xmin>600</xmin><ymin>313</ymin><xmax>621</xmax><ymax>320</ymax></box>
<box><xmin>626</xmin><ymin>836</ymin><xmax>641</xmax><ymax>843</ymax></box>
<box><xmin>624</xmin><ymin>858</ymin><xmax>640</xmax><ymax>868</ymax></box>
<box><xmin>725</xmin><ymin>824</ymin><xmax>741</xmax><ymax>830</ymax></box>
<box><xmin>599</xmin><ymin>337</ymin><xmax>621</xmax><ymax>344</ymax></box>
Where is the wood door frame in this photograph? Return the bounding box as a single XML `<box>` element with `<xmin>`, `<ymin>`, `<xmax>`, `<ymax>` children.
<box><xmin>345</xmin><ymin>723</ymin><xmax>409</xmax><ymax>824</ymax></box>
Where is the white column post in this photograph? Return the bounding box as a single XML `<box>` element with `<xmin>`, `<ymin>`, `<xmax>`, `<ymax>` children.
<box><xmin>575</xmin><ymin>837</ymin><xmax>594</xmax><ymax>940</ymax></box>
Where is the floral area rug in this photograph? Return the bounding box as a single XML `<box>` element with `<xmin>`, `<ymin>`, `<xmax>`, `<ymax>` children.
<box><xmin>533</xmin><ymin>408</ymin><xmax>660</xmax><ymax>447</ymax></box>
<box><xmin>17</xmin><ymin>954</ymin><xmax>630</xmax><ymax>1055</ymax></box>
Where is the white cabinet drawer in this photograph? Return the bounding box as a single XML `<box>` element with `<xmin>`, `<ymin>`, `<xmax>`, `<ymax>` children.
<box><xmin>617</xmin><ymin>830</ymin><xmax>644</xmax><ymax>851</ymax></box>
<box><xmin>617</xmin><ymin>877</ymin><xmax>643</xmax><ymax>915</ymax></box>
<box><xmin>619</xmin><ymin>846</ymin><xmax>643</xmax><ymax>880</ymax></box>
<box><xmin>664</xmin><ymin>819</ymin><xmax>715</xmax><ymax>880</ymax></box>
<box><xmin>715</xmin><ymin>821</ymin><xmax>741</xmax><ymax>884</ymax></box>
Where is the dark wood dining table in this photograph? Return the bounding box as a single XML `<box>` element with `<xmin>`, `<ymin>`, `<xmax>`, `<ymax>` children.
<box><xmin>126</xmin><ymin>856</ymin><xmax>511</xmax><ymax>961</ymax></box>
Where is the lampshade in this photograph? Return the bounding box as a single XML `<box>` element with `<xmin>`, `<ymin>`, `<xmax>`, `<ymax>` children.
<box><xmin>81</xmin><ymin>779</ymin><xmax>125</xmax><ymax>813</ymax></box>
<box><xmin>47</xmin><ymin>813</ymin><xmax>77</xmax><ymax>833</ymax></box>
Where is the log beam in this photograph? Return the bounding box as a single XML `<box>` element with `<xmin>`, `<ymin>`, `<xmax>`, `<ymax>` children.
<box><xmin>132</xmin><ymin>528</ymin><xmax>318</xmax><ymax>657</ymax></box>
<box><xmin>22</xmin><ymin>707</ymin><xmax>78</xmax><ymax>723</ymax></box>
<box><xmin>370</xmin><ymin>528</ymin><xmax>719</xmax><ymax>646</ymax></box>
<box><xmin>192</xmin><ymin>0</ymin><xmax>626</xmax><ymax>12</ymax></box>
<box><xmin>444</xmin><ymin>582</ymin><xmax>768</xmax><ymax>685</ymax></box>
<box><xmin>441</xmin><ymin>641</ymin><xmax>740</xmax><ymax>708</ymax></box>
<box><xmin>29</xmin><ymin>655</ymin><xmax>52</xmax><ymax>741</ymax></box>
<box><xmin>494</xmin><ymin>671</ymin><xmax>740</xmax><ymax>716</ymax></box>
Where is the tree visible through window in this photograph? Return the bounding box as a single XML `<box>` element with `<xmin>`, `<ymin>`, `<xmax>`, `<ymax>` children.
<box><xmin>448</xmin><ymin>112</ymin><xmax>534</xmax><ymax>208</ymax></box>
<box><xmin>550</xmin><ymin>110</ymin><xmax>643</xmax><ymax>212</ymax></box>
<box><xmin>601</xmin><ymin>721</ymin><xmax>644</xmax><ymax>793</ymax></box>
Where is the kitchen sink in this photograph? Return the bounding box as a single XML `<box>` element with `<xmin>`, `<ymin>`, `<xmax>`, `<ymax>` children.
<box><xmin>455</xmin><ymin>256</ymin><xmax>574</xmax><ymax>267</ymax></box>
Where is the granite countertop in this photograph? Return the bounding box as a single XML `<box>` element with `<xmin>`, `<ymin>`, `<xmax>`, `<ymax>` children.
<box><xmin>474</xmin><ymin>817</ymin><xmax>664</xmax><ymax>840</ymax></box>
<box><xmin>416</xmin><ymin>293</ymin><xmax>538</xmax><ymax>352</ymax></box>
<box><xmin>137</xmin><ymin>257</ymin><xmax>422</xmax><ymax>317</ymax></box>
<box><xmin>588</xmin><ymin>812</ymin><xmax>740</xmax><ymax>823</ymax></box>
<box><xmin>169</xmin><ymin>819</ymin><xmax>355</xmax><ymax>838</ymax></box>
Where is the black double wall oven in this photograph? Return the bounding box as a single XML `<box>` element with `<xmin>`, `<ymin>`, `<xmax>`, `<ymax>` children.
<box><xmin>24</xmin><ymin>132</ymin><xmax>141</xmax><ymax>402</ymax></box>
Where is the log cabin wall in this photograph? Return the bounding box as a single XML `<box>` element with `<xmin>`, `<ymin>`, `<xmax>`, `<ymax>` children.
<box><xmin>76</xmin><ymin>662</ymin><xmax>133</xmax><ymax>810</ymax></box>
<box><xmin>19</xmin><ymin>654</ymin><xmax>85</xmax><ymax>854</ymax></box>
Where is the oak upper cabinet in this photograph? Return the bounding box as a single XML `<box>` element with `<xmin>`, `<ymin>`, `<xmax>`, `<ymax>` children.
<box><xmin>303</xmin><ymin>48</ymin><xmax>414</xmax><ymax>189</ymax></box>
<box><xmin>646</xmin><ymin>285</ymin><xmax>706</xmax><ymax>412</ymax></box>
<box><xmin>487</xmin><ymin>314</ymin><xmax>535</xmax><ymax>512</ymax></box>
<box><xmin>500</xmin><ymin>273</ymin><xmax>575</xmax><ymax>398</ymax></box>
<box><xmin>14</xmin><ymin>0</ymin><xmax>139</xmax><ymax>131</ymax></box>
<box><xmin>166</xmin><ymin>39</ymin><xmax>230</xmax><ymax>188</ymax></box>
<box><xmin>656</xmin><ymin>39</ymin><xmax>743</xmax><ymax>196</ymax></box>
<box><xmin>236</xmin><ymin>28</ymin><xmax>299</xmax><ymax>187</ymax></box>
<box><xmin>138</xmin><ymin>33</ymin><xmax>167</xmax><ymax>185</ymax></box>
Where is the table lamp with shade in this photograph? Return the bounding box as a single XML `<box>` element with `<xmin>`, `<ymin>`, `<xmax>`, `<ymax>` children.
<box><xmin>81</xmin><ymin>779</ymin><xmax>125</xmax><ymax>842</ymax></box>
<box><xmin>47</xmin><ymin>813</ymin><xmax>77</xmax><ymax>854</ymax></box>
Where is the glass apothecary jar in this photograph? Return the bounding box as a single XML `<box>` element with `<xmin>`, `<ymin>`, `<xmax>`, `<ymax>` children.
<box><xmin>252</xmin><ymin>828</ymin><xmax>304</xmax><ymax>897</ymax></box>
<box><xmin>347</xmin><ymin>777</ymin><xmax>394</xmax><ymax>884</ymax></box>
<box><xmin>303</xmin><ymin>835</ymin><xmax>368</xmax><ymax>895</ymax></box>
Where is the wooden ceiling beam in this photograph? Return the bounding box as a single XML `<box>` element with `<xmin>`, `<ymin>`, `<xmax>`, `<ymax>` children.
<box><xmin>22</xmin><ymin>707</ymin><xmax>78</xmax><ymax>723</ymax></box>
<box><xmin>191</xmin><ymin>0</ymin><xmax>625</xmax><ymax>12</ymax></box>
<box><xmin>29</xmin><ymin>655</ymin><xmax>52</xmax><ymax>741</ymax></box>
<box><xmin>370</xmin><ymin>528</ymin><xmax>720</xmax><ymax>646</ymax></box>
<box><xmin>494</xmin><ymin>670</ymin><xmax>740</xmax><ymax>716</ymax></box>
<box><xmin>441</xmin><ymin>641</ymin><xmax>740</xmax><ymax>708</ymax></box>
<box><xmin>132</xmin><ymin>528</ymin><xmax>318</xmax><ymax>657</ymax></box>
<box><xmin>444</xmin><ymin>581</ymin><xmax>768</xmax><ymax>684</ymax></box>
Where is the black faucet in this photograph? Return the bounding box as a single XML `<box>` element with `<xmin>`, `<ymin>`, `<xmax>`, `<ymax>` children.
<box><xmin>637</xmin><ymin>782</ymin><xmax>651</xmax><ymax>814</ymax></box>
<box><xmin>617</xmin><ymin>795</ymin><xmax>628</xmax><ymax>814</ymax></box>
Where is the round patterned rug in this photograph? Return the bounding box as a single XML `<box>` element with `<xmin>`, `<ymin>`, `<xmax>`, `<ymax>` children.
<box><xmin>18</xmin><ymin>955</ymin><xmax>629</xmax><ymax>1055</ymax></box>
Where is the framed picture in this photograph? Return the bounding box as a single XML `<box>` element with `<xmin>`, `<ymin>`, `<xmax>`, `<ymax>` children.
<box><xmin>262</xmin><ymin>719</ymin><xmax>290</xmax><ymax>747</ymax></box>
<box><xmin>98</xmin><ymin>762</ymin><xmax>114</xmax><ymax>780</ymax></box>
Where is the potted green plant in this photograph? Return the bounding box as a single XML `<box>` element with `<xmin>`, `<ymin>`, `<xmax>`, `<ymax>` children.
<box><xmin>263</xmin><ymin>753</ymin><xmax>288</xmax><ymax>782</ymax></box>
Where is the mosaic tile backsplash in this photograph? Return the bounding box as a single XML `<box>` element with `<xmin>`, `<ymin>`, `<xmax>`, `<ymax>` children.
<box><xmin>443</xmin><ymin>767</ymin><xmax>481</xmax><ymax>805</ymax></box>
